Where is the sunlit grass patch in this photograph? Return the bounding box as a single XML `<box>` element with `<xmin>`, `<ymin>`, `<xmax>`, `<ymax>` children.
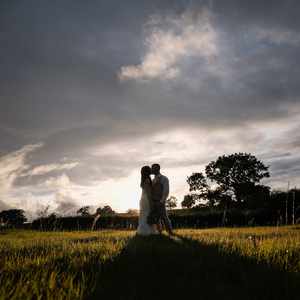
<box><xmin>0</xmin><ymin>230</ymin><xmax>133</xmax><ymax>300</ymax></box>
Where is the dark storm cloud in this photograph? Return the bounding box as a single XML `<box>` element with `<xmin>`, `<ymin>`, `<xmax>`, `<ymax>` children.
<box><xmin>1</xmin><ymin>0</ymin><xmax>299</xmax><ymax>135</ymax></box>
<box><xmin>1</xmin><ymin>0</ymin><xmax>300</xmax><ymax>201</ymax></box>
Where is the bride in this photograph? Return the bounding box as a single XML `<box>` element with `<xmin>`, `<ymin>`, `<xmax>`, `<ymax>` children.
<box><xmin>137</xmin><ymin>166</ymin><xmax>158</xmax><ymax>236</ymax></box>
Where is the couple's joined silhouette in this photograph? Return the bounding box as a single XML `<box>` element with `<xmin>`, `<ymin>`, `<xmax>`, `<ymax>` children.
<box><xmin>137</xmin><ymin>163</ymin><xmax>173</xmax><ymax>236</ymax></box>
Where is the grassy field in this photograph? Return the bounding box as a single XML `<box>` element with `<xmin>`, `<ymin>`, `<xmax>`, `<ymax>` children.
<box><xmin>0</xmin><ymin>227</ymin><xmax>299</xmax><ymax>300</ymax></box>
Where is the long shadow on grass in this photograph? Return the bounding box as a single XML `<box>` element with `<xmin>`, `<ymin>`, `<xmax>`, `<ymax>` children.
<box><xmin>90</xmin><ymin>234</ymin><xmax>299</xmax><ymax>300</ymax></box>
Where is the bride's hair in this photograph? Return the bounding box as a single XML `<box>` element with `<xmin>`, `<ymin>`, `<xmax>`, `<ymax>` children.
<box><xmin>140</xmin><ymin>166</ymin><xmax>152</xmax><ymax>188</ymax></box>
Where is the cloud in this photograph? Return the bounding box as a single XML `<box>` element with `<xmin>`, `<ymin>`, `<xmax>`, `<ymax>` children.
<box><xmin>0</xmin><ymin>144</ymin><xmax>81</xmax><ymax>218</ymax></box>
<box><xmin>22</xmin><ymin>162</ymin><xmax>79</xmax><ymax>177</ymax></box>
<box><xmin>255</xmin><ymin>27</ymin><xmax>300</xmax><ymax>46</ymax></box>
<box><xmin>119</xmin><ymin>9</ymin><xmax>218</xmax><ymax>81</ymax></box>
<box><xmin>54</xmin><ymin>193</ymin><xmax>80</xmax><ymax>216</ymax></box>
<box><xmin>0</xmin><ymin>143</ymin><xmax>44</xmax><ymax>216</ymax></box>
<box><xmin>0</xmin><ymin>200</ymin><xmax>11</xmax><ymax>211</ymax></box>
<box><xmin>44</xmin><ymin>173</ymin><xmax>72</xmax><ymax>190</ymax></box>
<box><xmin>0</xmin><ymin>144</ymin><xmax>42</xmax><ymax>198</ymax></box>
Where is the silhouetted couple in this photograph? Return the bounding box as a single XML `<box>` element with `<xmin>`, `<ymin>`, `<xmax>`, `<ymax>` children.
<box><xmin>137</xmin><ymin>164</ymin><xmax>173</xmax><ymax>236</ymax></box>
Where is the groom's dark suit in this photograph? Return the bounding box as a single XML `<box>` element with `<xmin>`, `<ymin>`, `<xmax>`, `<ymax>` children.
<box><xmin>147</xmin><ymin>174</ymin><xmax>172</xmax><ymax>232</ymax></box>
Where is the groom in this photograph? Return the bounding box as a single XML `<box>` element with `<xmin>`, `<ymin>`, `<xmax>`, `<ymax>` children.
<box><xmin>148</xmin><ymin>163</ymin><xmax>173</xmax><ymax>235</ymax></box>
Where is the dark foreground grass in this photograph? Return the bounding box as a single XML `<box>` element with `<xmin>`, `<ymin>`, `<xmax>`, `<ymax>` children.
<box><xmin>92</xmin><ymin>234</ymin><xmax>299</xmax><ymax>300</ymax></box>
<box><xmin>0</xmin><ymin>227</ymin><xmax>299</xmax><ymax>300</ymax></box>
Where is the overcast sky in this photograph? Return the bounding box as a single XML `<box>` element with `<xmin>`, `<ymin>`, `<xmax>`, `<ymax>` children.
<box><xmin>1</xmin><ymin>0</ymin><xmax>300</xmax><ymax>218</ymax></box>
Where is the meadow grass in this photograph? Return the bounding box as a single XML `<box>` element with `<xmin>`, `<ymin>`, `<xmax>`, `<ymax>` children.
<box><xmin>0</xmin><ymin>226</ymin><xmax>299</xmax><ymax>299</ymax></box>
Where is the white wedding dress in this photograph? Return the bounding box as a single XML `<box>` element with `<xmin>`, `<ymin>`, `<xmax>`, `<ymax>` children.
<box><xmin>137</xmin><ymin>185</ymin><xmax>158</xmax><ymax>236</ymax></box>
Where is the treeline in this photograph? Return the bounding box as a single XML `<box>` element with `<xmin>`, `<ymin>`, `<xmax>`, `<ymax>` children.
<box><xmin>31</xmin><ymin>215</ymin><xmax>138</xmax><ymax>231</ymax></box>
<box><xmin>27</xmin><ymin>193</ymin><xmax>300</xmax><ymax>231</ymax></box>
<box><xmin>1</xmin><ymin>189</ymin><xmax>299</xmax><ymax>231</ymax></box>
<box><xmin>28</xmin><ymin>210</ymin><xmax>281</xmax><ymax>231</ymax></box>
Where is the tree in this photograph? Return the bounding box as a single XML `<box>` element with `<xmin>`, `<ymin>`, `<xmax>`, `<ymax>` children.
<box><xmin>95</xmin><ymin>205</ymin><xmax>116</xmax><ymax>216</ymax></box>
<box><xmin>77</xmin><ymin>206</ymin><xmax>91</xmax><ymax>216</ymax></box>
<box><xmin>181</xmin><ymin>195</ymin><xmax>195</xmax><ymax>208</ymax></box>
<box><xmin>166</xmin><ymin>196</ymin><xmax>177</xmax><ymax>210</ymax></box>
<box><xmin>187</xmin><ymin>172</ymin><xmax>208</xmax><ymax>195</ymax></box>
<box><xmin>0</xmin><ymin>209</ymin><xmax>27</xmax><ymax>226</ymax></box>
<box><xmin>186</xmin><ymin>172</ymin><xmax>222</xmax><ymax>207</ymax></box>
<box><xmin>91</xmin><ymin>205</ymin><xmax>116</xmax><ymax>230</ymax></box>
<box><xmin>205</xmin><ymin>153</ymin><xmax>270</xmax><ymax>206</ymax></box>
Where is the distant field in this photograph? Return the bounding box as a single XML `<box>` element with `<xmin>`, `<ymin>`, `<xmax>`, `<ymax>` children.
<box><xmin>0</xmin><ymin>227</ymin><xmax>299</xmax><ymax>300</ymax></box>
